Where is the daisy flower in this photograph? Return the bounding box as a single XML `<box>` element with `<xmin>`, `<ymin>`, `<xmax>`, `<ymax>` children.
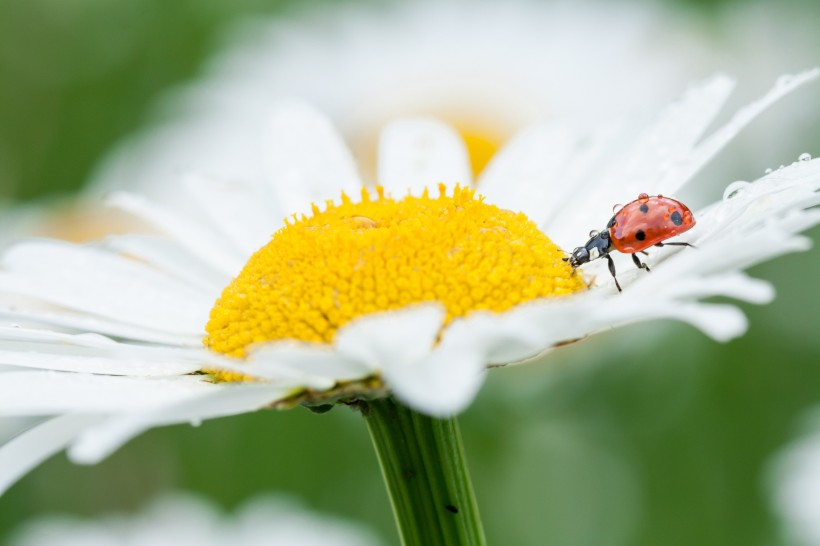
<box><xmin>9</xmin><ymin>492</ymin><xmax>383</xmax><ymax>546</ymax></box>
<box><xmin>0</xmin><ymin>70</ymin><xmax>818</xmax><ymax>526</ymax></box>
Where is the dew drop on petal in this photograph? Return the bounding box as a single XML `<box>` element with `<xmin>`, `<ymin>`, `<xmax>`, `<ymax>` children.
<box><xmin>799</xmin><ymin>152</ymin><xmax>812</xmax><ymax>162</ymax></box>
<box><xmin>190</xmin><ymin>419</ymin><xmax>202</xmax><ymax>427</ymax></box>
<box><xmin>612</xmin><ymin>203</ymin><xmax>624</xmax><ymax>214</ymax></box>
<box><xmin>764</xmin><ymin>168</ymin><xmax>773</xmax><ymax>174</ymax></box>
<box><xmin>723</xmin><ymin>180</ymin><xmax>750</xmax><ymax>201</ymax></box>
<box><xmin>779</xmin><ymin>164</ymin><xmax>785</xmax><ymax>170</ymax></box>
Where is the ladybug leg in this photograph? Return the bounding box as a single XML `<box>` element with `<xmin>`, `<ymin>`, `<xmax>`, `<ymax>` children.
<box><xmin>605</xmin><ymin>254</ymin><xmax>622</xmax><ymax>292</ymax></box>
<box><xmin>639</xmin><ymin>250</ymin><xmax>649</xmax><ymax>256</ymax></box>
<box><xmin>655</xmin><ymin>242</ymin><xmax>697</xmax><ymax>249</ymax></box>
<box><xmin>631</xmin><ymin>253</ymin><xmax>651</xmax><ymax>273</ymax></box>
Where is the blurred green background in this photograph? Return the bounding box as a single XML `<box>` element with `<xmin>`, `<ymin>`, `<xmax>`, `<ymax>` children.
<box><xmin>0</xmin><ymin>0</ymin><xmax>819</xmax><ymax>545</ymax></box>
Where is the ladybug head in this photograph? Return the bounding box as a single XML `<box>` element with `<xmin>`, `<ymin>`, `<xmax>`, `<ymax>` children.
<box><xmin>564</xmin><ymin>246</ymin><xmax>590</xmax><ymax>268</ymax></box>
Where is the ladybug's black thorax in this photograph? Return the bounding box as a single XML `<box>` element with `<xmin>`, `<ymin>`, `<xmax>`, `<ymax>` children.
<box><xmin>566</xmin><ymin>228</ymin><xmax>613</xmax><ymax>268</ymax></box>
<box><xmin>586</xmin><ymin>229</ymin><xmax>613</xmax><ymax>261</ymax></box>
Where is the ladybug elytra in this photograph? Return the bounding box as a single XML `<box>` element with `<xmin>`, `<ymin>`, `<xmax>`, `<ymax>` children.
<box><xmin>564</xmin><ymin>193</ymin><xmax>696</xmax><ymax>292</ymax></box>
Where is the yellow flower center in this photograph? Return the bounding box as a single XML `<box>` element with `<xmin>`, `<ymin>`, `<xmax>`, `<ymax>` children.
<box><xmin>204</xmin><ymin>185</ymin><xmax>585</xmax><ymax>357</ymax></box>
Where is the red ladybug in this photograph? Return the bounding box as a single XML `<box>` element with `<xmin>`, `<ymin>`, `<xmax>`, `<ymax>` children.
<box><xmin>564</xmin><ymin>193</ymin><xmax>696</xmax><ymax>292</ymax></box>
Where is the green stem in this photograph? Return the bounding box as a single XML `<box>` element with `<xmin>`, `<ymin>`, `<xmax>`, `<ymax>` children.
<box><xmin>361</xmin><ymin>396</ymin><xmax>486</xmax><ymax>546</ymax></box>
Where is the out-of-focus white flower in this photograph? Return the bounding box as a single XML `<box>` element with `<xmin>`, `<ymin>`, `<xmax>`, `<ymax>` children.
<box><xmin>89</xmin><ymin>0</ymin><xmax>717</xmax><ymax>197</ymax></box>
<box><xmin>0</xmin><ymin>72</ymin><xmax>818</xmax><ymax>498</ymax></box>
<box><xmin>771</xmin><ymin>417</ymin><xmax>820</xmax><ymax>546</ymax></box>
<box><xmin>8</xmin><ymin>493</ymin><xmax>383</xmax><ymax>546</ymax></box>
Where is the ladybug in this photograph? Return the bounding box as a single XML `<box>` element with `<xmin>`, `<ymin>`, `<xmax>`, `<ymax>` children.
<box><xmin>564</xmin><ymin>193</ymin><xmax>696</xmax><ymax>292</ymax></box>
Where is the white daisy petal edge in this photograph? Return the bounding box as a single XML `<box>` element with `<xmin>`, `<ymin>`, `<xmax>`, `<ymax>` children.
<box><xmin>261</xmin><ymin>99</ymin><xmax>363</xmax><ymax>218</ymax></box>
<box><xmin>0</xmin><ymin>74</ymin><xmax>818</xmax><ymax>495</ymax></box>
<box><xmin>67</xmin><ymin>383</ymin><xmax>294</xmax><ymax>465</ymax></box>
<box><xmin>0</xmin><ymin>415</ymin><xmax>106</xmax><ymax>497</ymax></box>
<box><xmin>379</xmin><ymin>119</ymin><xmax>473</xmax><ymax>194</ymax></box>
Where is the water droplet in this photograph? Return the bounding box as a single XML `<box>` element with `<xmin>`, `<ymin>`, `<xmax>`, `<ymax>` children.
<box><xmin>764</xmin><ymin>168</ymin><xmax>773</xmax><ymax>174</ymax></box>
<box><xmin>343</xmin><ymin>216</ymin><xmax>378</xmax><ymax>229</ymax></box>
<box><xmin>779</xmin><ymin>165</ymin><xmax>785</xmax><ymax>170</ymax></box>
<box><xmin>799</xmin><ymin>152</ymin><xmax>812</xmax><ymax>162</ymax></box>
<box><xmin>589</xmin><ymin>229</ymin><xmax>600</xmax><ymax>238</ymax></box>
<box><xmin>190</xmin><ymin>419</ymin><xmax>202</xmax><ymax>427</ymax></box>
<box><xmin>612</xmin><ymin>203</ymin><xmax>624</xmax><ymax>214</ymax></box>
<box><xmin>723</xmin><ymin>180</ymin><xmax>750</xmax><ymax>201</ymax></box>
<box><xmin>638</xmin><ymin>193</ymin><xmax>649</xmax><ymax>203</ymax></box>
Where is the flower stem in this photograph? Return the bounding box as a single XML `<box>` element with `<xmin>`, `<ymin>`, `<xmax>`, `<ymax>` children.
<box><xmin>361</xmin><ymin>396</ymin><xmax>486</xmax><ymax>546</ymax></box>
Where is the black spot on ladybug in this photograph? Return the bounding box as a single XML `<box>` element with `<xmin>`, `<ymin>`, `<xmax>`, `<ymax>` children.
<box><xmin>670</xmin><ymin>211</ymin><xmax>683</xmax><ymax>226</ymax></box>
<box><xmin>445</xmin><ymin>504</ymin><xmax>459</xmax><ymax>514</ymax></box>
<box><xmin>639</xmin><ymin>203</ymin><xmax>649</xmax><ymax>213</ymax></box>
<box><xmin>635</xmin><ymin>229</ymin><xmax>646</xmax><ymax>241</ymax></box>
<box><xmin>606</xmin><ymin>216</ymin><xmax>616</xmax><ymax>229</ymax></box>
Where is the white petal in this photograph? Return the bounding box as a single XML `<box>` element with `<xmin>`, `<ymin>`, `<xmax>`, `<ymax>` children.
<box><xmin>0</xmin><ymin>415</ymin><xmax>104</xmax><ymax>496</ymax></box>
<box><xmin>480</xmin><ymin>124</ymin><xmax>617</xmax><ymax>227</ymax></box>
<box><xmin>0</xmin><ymin>240</ymin><xmax>210</xmax><ymax>336</ymax></box>
<box><xmin>482</xmin><ymin>299</ymin><xmax>603</xmax><ymax>363</ymax></box>
<box><xmin>647</xmin><ymin>302</ymin><xmax>749</xmax><ymax>342</ymax></box>
<box><xmin>384</xmin><ymin>317</ymin><xmax>488</xmax><ymax>417</ymax></box>
<box><xmin>0</xmin><ymin>328</ymin><xmax>212</xmax><ymax>376</ymax></box>
<box><xmin>634</xmin><ymin>272</ymin><xmax>775</xmax><ymax>305</ymax></box>
<box><xmin>378</xmin><ymin>119</ymin><xmax>472</xmax><ymax>195</ymax></box>
<box><xmin>658</xmin><ymin>68</ymin><xmax>820</xmax><ymax>194</ymax></box>
<box><xmin>108</xmin><ymin>192</ymin><xmax>245</xmax><ymax>274</ymax></box>
<box><xmin>0</xmin><ymin>326</ymin><xmax>141</xmax><ymax>347</ymax></box>
<box><xmin>103</xmin><ymin>234</ymin><xmax>230</xmax><ymax>294</ymax></box>
<box><xmin>0</xmin><ymin>372</ymin><xmax>217</xmax><ymax>415</ymax></box>
<box><xmin>479</xmin><ymin>287</ymin><xmax>750</xmax><ymax>366</ymax></box>
<box><xmin>237</xmin><ymin>343</ymin><xmax>368</xmax><ymax>387</ymax></box>
<box><xmin>0</xmin><ymin>307</ymin><xmax>202</xmax><ymax>346</ymax></box>
<box><xmin>68</xmin><ymin>383</ymin><xmax>291</xmax><ymax>464</ymax></box>
<box><xmin>697</xmin><ymin>163</ymin><xmax>820</xmax><ymax>246</ymax></box>
<box><xmin>523</xmin><ymin>293</ymin><xmax>750</xmax><ymax>343</ymax></box>
<box><xmin>660</xmin><ymin>216</ymin><xmax>817</xmax><ymax>279</ymax></box>
<box><xmin>181</xmin><ymin>173</ymin><xmax>278</xmax><ymax>256</ymax></box>
<box><xmin>334</xmin><ymin>304</ymin><xmax>446</xmax><ymax>372</ymax></box>
<box><xmin>0</xmin><ymin>350</ymin><xmax>199</xmax><ymax>377</ymax></box>
<box><xmin>262</xmin><ymin>100</ymin><xmax>362</xmax><ymax>217</ymax></box>
<box><xmin>621</xmin><ymin>74</ymin><xmax>735</xmax><ymax>194</ymax></box>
